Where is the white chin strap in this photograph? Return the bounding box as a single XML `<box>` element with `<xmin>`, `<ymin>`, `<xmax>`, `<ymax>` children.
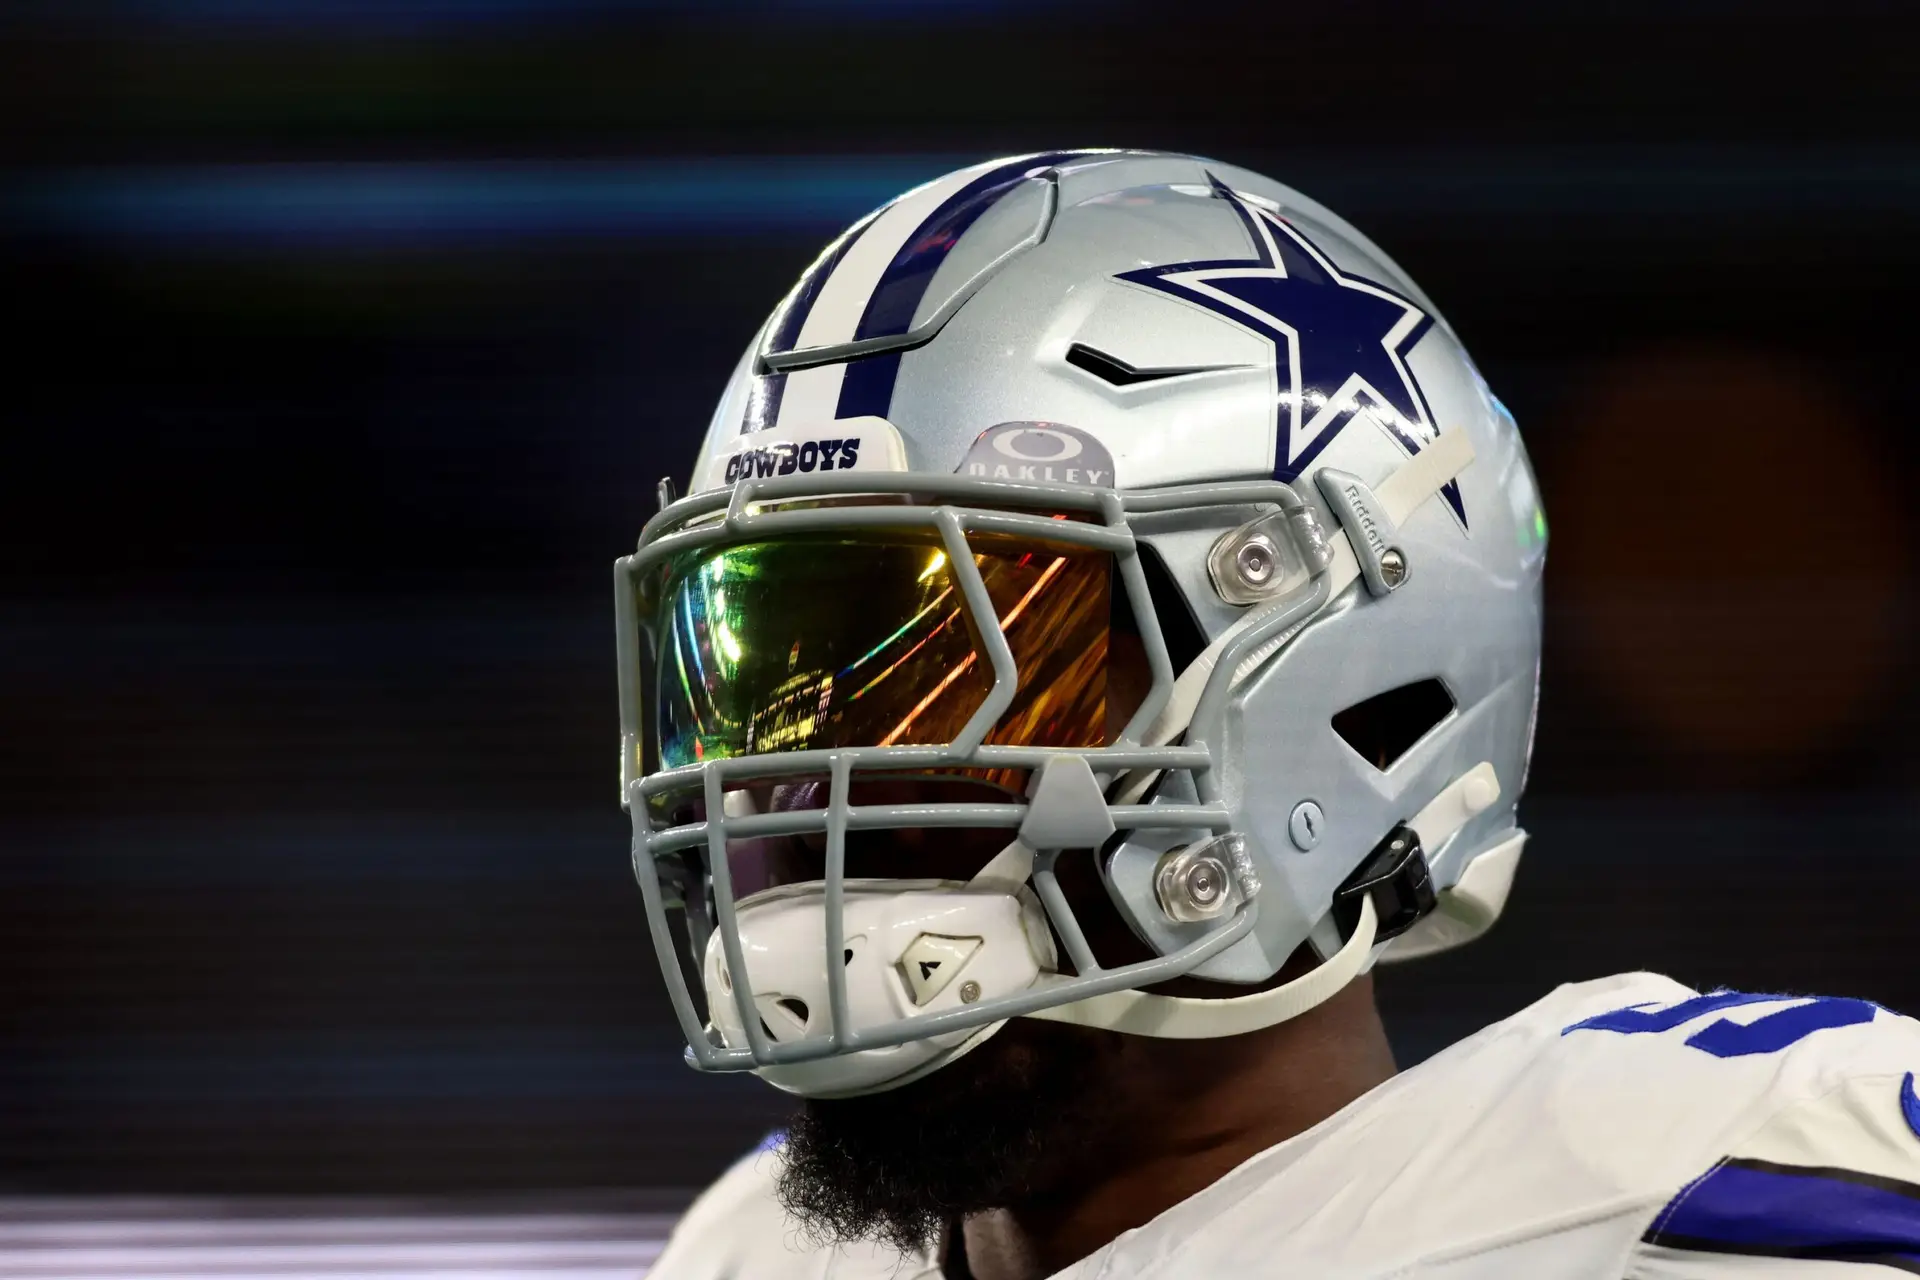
<box><xmin>978</xmin><ymin>833</ymin><xmax>1377</xmax><ymax>1040</ymax></box>
<box><xmin>1023</xmin><ymin>893</ymin><xmax>1378</xmax><ymax>1037</ymax></box>
<box><xmin>1020</xmin><ymin>759</ymin><xmax>1499</xmax><ymax>1039</ymax></box>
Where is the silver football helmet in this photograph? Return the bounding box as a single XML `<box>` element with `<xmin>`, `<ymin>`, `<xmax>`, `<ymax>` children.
<box><xmin>615</xmin><ymin>150</ymin><xmax>1547</xmax><ymax>1098</ymax></box>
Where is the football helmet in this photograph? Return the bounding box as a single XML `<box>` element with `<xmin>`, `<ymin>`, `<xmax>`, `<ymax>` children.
<box><xmin>615</xmin><ymin>150</ymin><xmax>1547</xmax><ymax>1098</ymax></box>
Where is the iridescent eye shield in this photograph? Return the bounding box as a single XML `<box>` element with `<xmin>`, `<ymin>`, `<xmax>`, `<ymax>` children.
<box><xmin>650</xmin><ymin>528</ymin><xmax>1115</xmax><ymax>779</ymax></box>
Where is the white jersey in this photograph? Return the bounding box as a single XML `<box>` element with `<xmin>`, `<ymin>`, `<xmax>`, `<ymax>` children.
<box><xmin>650</xmin><ymin>973</ymin><xmax>1920</xmax><ymax>1279</ymax></box>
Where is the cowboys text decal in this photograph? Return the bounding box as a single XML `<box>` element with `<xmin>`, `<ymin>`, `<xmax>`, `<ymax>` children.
<box><xmin>722</xmin><ymin>437</ymin><xmax>861</xmax><ymax>482</ymax></box>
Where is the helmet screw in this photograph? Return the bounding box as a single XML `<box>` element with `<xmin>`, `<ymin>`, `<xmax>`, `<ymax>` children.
<box><xmin>959</xmin><ymin>980</ymin><xmax>982</xmax><ymax>1004</ymax></box>
<box><xmin>1189</xmin><ymin>860</ymin><xmax>1222</xmax><ymax>902</ymax></box>
<box><xmin>1287</xmin><ymin>800</ymin><xmax>1325</xmax><ymax>852</ymax></box>
<box><xmin>1155</xmin><ymin>848</ymin><xmax>1235</xmax><ymax>923</ymax></box>
<box><xmin>1378</xmin><ymin>548</ymin><xmax>1408</xmax><ymax>589</ymax></box>
<box><xmin>1235</xmin><ymin>536</ymin><xmax>1277</xmax><ymax>586</ymax></box>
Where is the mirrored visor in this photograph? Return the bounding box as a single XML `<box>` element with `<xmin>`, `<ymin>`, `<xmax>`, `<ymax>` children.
<box><xmin>649</xmin><ymin>528</ymin><xmax>1122</xmax><ymax>773</ymax></box>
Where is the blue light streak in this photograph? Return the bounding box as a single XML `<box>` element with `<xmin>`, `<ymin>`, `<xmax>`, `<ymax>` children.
<box><xmin>7</xmin><ymin>158</ymin><xmax>968</xmax><ymax>248</ymax></box>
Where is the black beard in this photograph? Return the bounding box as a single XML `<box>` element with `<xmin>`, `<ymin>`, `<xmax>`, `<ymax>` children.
<box><xmin>774</xmin><ymin>1019</ymin><xmax>1122</xmax><ymax>1256</ymax></box>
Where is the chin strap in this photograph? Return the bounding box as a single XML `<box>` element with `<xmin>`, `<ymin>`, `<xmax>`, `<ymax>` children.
<box><xmin>1022</xmin><ymin>757</ymin><xmax>1497</xmax><ymax>1040</ymax></box>
<box><xmin>1019</xmin><ymin>893</ymin><xmax>1378</xmax><ymax>1038</ymax></box>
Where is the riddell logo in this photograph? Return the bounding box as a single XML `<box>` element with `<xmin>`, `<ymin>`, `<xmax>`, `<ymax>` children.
<box><xmin>1344</xmin><ymin>481</ymin><xmax>1389</xmax><ymax>557</ymax></box>
<box><xmin>723</xmin><ymin>437</ymin><xmax>862</xmax><ymax>483</ymax></box>
<box><xmin>960</xmin><ymin>422</ymin><xmax>1115</xmax><ymax>487</ymax></box>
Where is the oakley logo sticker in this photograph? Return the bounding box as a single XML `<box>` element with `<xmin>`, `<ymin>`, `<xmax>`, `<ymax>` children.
<box><xmin>993</xmin><ymin>427</ymin><xmax>1084</xmax><ymax>463</ymax></box>
<box><xmin>961</xmin><ymin>422</ymin><xmax>1114</xmax><ymax>487</ymax></box>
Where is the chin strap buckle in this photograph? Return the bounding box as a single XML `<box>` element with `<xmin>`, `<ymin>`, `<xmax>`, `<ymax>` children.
<box><xmin>1332</xmin><ymin>824</ymin><xmax>1436</xmax><ymax>943</ymax></box>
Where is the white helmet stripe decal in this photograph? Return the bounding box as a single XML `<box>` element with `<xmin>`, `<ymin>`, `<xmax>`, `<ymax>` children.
<box><xmin>791</xmin><ymin>158</ymin><xmax>1018</xmax><ymax>353</ymax></box>
<box><xmin>766</xmin><ymin>151</ymin><xmax>1100</xmax><ymax>431</ymax></box>
<box><xmin>767</xmin><ymin>156</ymin><xmax>1036</xmax><ymax>434</ymax></box>
<box><xmin>771</xmin><ymin>362</ymin><xmax>848</xmax><ymax>433</ymax></box>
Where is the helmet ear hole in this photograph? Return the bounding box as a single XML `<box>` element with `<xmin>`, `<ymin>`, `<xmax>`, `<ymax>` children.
<box><xmin>1332</xmin><ymin>679</ymin><xmax>1457</xmax><ymax>772</ymax></box>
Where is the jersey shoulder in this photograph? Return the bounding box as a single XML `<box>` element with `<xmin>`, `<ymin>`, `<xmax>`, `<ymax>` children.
<box><xmin>1070</xmin><ymin>973</ymin><xmax>1920</xmax><ymax>1279</ymax></box>
<box><xmin>1408</xmin><ymin>970</ymin><xmax>1920</xmax><ymax>1215</ymax></box>
<box><xmin>647</xmin><ymin>1136</ymin><xmax>800</xmax><ymax>1280</ymax></box>
<box><xmin>1541</xmin><ymin>971</ymin><xmax>1920</xmax><ymax>1171</ymax></box>
<box><xmin>1464</xmin><ymin>974</ymin><xmax>1920</xmax><ymax>1278</ymax></box>
<box><xmin>647</xmin><ymin>1135</ymin><xmax>931</xmax><ymax>1280</ymax></box>
<box><xmin>1551</xmin><ymin>978</ymin><xmax>1920</xmax><ymax>1279</ymax></box>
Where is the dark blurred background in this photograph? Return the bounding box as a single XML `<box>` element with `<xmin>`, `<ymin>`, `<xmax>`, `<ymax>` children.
<box><xmin>3</xmin><ymin>0</ymin><xmax>1916</xmax><ymax>1209</ymax></box>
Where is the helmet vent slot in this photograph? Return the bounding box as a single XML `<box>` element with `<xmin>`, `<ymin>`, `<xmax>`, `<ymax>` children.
<box><xmin>1065</xmin><ymin>342</ymin><xmax>1225</xmax><ymax>386</ymax></box>
<box><xmin>1332</xmin><ymin>679</ymin><xmax>1456</xmax><ymax>772</ymax></box>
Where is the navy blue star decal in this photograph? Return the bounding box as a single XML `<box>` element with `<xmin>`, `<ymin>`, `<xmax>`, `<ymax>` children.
<box><xmin>1119</xmin><ymin>177</ymin><xmax>1463</xmax><ymax>522</ymax></box>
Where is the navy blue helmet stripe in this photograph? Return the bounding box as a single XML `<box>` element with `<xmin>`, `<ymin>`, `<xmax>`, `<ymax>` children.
<box><xmin>834</xmin><ymin>350</ymin><xmax>901</xmax><ymax>420</ymax></box>
<box><xmin>831</xmin><ymin>150</ymin><xmax>1094</xmax><ymax>419</ymax></box>
<box><xmin>742</xmin><ymin>218</ymin><xmax>877</xmax><ymax>434</ymax></box>
<box><xmin>765</xmin><ymin>215</ymin><xmax>874</xmax><ymax>356</ymax></box>
<box><xmin>741</xmin><ymin>369</ymin><xmax>786</xmax><ymax>436</ymax></box>
<box><xmin>849</xmin><ymin>150</ymin><xmax>1090</xmax><ymax>344</ymax></box>
<box><xmin>1645</xmin><ymin>1158</ymin><xmax>1920</xmax><ymax>1266</ymax></box>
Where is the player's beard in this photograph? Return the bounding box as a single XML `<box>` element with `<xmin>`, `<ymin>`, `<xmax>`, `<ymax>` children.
<box><xmin>774</xmin><ymin>1018</ymin><xmax>1124</xmax><ymax>1256</ymax></box>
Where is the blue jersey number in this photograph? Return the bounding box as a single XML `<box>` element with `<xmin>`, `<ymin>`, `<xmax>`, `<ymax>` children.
<box><xmin>1564</xmin><ymin>990</ymin><xmax>1877</xmax><ymax>1059</ymax></box>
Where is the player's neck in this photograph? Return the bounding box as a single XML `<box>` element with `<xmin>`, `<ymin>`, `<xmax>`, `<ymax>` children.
<box><xmin>953</xmin><ymin>975</ymin><xmax>1397</xmax><ymax>1280</ymax></box>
